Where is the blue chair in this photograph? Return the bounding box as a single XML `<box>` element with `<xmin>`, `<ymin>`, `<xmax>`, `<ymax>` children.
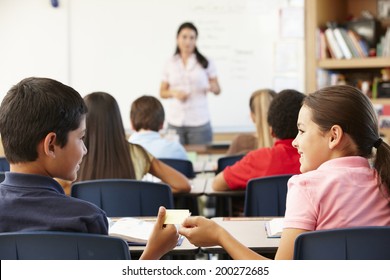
<box><xmin>71</xmin><ymin>179</ymin><xmax>174</xmax><ymax>217</ymax></box>
<box><xmin>0</xmin><ymin>231</ymin><xmax>130</xmax><ymax>260</ymax></box>
<box><xmin>158</xmin><ymin>158</ymin><xmax>195</xmax><ymax>179</ymax></box>
<box><xmin>216</xmin><ymin>154</ymin><xmax>244</xmax><ymax>174</ymax></box>
<box><xmin>158</xmin><ymin>158</ymin><xmax>199</xmax><ymax>215</ymax></box>
<box><xmin>210</xmin><ymin>154</ymin><xmax>245</xmax><ymax>217</ymax></box>
<box><xmin>0</xmin><ymin>157</ymin><xmax>10</xmax><ymax>172</ymax></box>
<box><xmin>244</xmin><ymin>174</ymin><xmax>294</xmax><ymax>216</ymax></box>
<box><xmin>294</xmin><ymin>226</ymin><xmax>390</xmax><ymax>260</ymax></box>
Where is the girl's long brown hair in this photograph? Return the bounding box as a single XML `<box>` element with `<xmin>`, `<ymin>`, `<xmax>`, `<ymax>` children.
<box><xmin>77</xmin><ymin>92</ymin><xmax>135</xmax><ymax>181</ymax></box>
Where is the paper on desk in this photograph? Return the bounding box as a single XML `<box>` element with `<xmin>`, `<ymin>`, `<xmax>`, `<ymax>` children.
<box><xmin>164</xmin><ymin>209</ymin><xmax>190</xmax><ymax>225</ymax></box>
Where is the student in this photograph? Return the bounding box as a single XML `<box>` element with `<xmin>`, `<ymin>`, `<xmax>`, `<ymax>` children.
<box><xmin>129</xmin><ymin>95</ymin><xmax>188</xmax><ymax>160</ymax></box>
<box><xmin>0</xmin><ymin>77</ymin><xmax>178</xmax><ymax>259</ymax></box>
<box><xmin>180</xmin><ymin>85</ymin><xmax>390</xmax><ymax>259</ymax></box>
<box><xmin>213</xmin><ymin>89</ymin><xmax>304</xmax><ymax>191</ymax></box>
<box><xmin>226</xmin><ymin>89</ymin><xmax>276</xmax><ymax>155</ymax></box>
<box><xmin>77</xmin><ymin>92</ymin><xmax>191</xmax><ymax>193</ymax></box>
<box><xmin>160</xmin><ymin>22</ymin><xmax>221</xmax><ymax>145</ymax></box>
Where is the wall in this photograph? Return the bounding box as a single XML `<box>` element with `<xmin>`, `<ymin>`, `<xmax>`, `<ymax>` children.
<box><xmin>0</xmin><ymin>0</ymin><xmax>304</xmax><ymax>132</ymax></box>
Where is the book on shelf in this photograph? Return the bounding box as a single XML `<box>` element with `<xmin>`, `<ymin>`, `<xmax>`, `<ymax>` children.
<box><xmin>358</xmin><ymin>39</ymin><xmax>370</xmax><ymax>57</ymax></box>
<box><xmin>333</xmin><ymin>27</ymin><xmax>353</xmax><ymax>59</ymax></box>
<box><xmin>339</xmin><ymin>28</ymin><xmax>360</xmax><ymax>58</ymax></box>
<box><xmin>347</xmin><ymin>30</ymin><xmax>368</xmax><ymax>57</ymax></box>
<box><xmin>317</xmin><ymin>28</ymin><xmax>330</xmax><ymax>59</ymax></box>
<box><xmin>321</xmin><ymin>20</ymin><xmax>374</xmax><ymax>60</ymax></box>
<box><xmin>109</xmin><ymin>217</ymin><xmax>154</xmax><ymax>244</ymax></box>
<box><xmin>264</xmin><ymin>218</ymin><xmax>284</xmax><ymax>238</ymax></box>
<box><xmin>379</xmin><ymin>27</ymin><xmax>390</xmax><ymax>57</ymax></box>
<box><xmin>324</xmin><ymin>28</ymin><xmax>344</xmax><ymax>59</ymax></box>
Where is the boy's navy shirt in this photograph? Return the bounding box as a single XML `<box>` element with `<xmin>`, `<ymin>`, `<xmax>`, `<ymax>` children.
<box><xmin>0</xmin><ymin>172</ymin><xmax>108</xmax><ymax>234</ymax></box>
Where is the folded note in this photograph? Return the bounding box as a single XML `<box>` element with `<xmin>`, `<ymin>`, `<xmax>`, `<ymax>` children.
<box><xmin>164</xmin><ymin>209</ymin><xmax>190</xmax><ymax>225</ymax></box>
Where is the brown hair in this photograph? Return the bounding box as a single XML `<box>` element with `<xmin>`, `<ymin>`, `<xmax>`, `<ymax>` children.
<box><xmin>0</xmin><ymin>77</ymin><xmax>87</xmax><ymax>163</ymax></box>
<box><xmin>130</xmin><ymin>95</ymin><xmax>164</xmax><ymax>132</ymax></box>
<box><xmin>175</xmin><ymin>22</ymin><xmax>208</xmax><ymax>68</ymax></box>
<box><xmin>304</xmin><ymin>85</ymin><xmax>390</xmax><ymax>193</ymax></box>
<box><xmin>249</xmin><ymin>89</ymin><xmax>276</xmax><ymax>148</ymax></box>
<box><xmin>77</xmin><ymin>92</ymin><xmax>135</xmax><ymax>180</ymax></box>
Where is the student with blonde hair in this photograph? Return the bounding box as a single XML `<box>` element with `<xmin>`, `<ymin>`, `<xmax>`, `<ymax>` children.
<box><xmin>226</xmin><ymin>89</ymin><xmax>276</xmax><ymax>155</ymax></box>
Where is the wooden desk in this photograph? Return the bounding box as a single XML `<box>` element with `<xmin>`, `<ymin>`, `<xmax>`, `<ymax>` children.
<box><xmin>189</xmin><ymin>176</ymin><xmax>207</xmax><ymax>195</ymax></box>
<box><xmin>193</xmin><ymin>160</ymin><xmax>218</xmax><ymax>174</ymax></box>
<box><xmin>185</xmin><ymin>143</ymin><xmax>229</xmax><ymax>155</ymax></box>
<box><xmin>204</xmin><ymin>178</ymin><xmax>245</xmax><ymax>197</ymax></box>
<box><xmin>201</xmin><ymin>217</ymin><xmax>280</xmax><ymax>255</ymax></box>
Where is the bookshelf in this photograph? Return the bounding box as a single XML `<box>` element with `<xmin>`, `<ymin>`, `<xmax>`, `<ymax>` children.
<box><xmin>305</xmin><ymin>0</ymin><xmax>390</xmax><ymax>140</ymax></box>
<box><xmin>305</xmin><ymin>0</ymin><xmax>389</xmax><ymax>92</ymax></box>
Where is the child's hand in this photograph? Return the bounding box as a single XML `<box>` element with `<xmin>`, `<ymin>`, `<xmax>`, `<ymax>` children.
<box><xmin>140</xmin><ymin>207</ymin><xmax>179</xmax><ymax>260</ymax></box>
<box><xmin>179</xmin><ymin>216</ymin><xmax>222</xmax><ymax>247</ymax></box>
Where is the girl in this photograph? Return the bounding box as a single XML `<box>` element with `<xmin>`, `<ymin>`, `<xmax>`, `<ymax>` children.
<box><xmin>179</xmin><ymin>85</ymin><xmax>390</xmax><ymax>259</ymax></box>
<box><xmin>226</xmin><ymin>89</ymin><xmax>276</xmax><ymax>155</ymax></box>
<box><xmin>77</xmin><ymin>91</ymin><xmax>191</xmax><ymax>194</ymax></box>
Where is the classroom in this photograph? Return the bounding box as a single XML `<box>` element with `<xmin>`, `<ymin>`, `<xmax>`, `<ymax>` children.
<box><xmin>1</xmin><ymin>0</ymin><xmax>390</xmax><ymax>268</ymax></box>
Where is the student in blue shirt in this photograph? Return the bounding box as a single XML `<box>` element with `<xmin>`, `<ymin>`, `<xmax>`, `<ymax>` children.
<box><xmin>129</xmin><ymin>95</ymin><xmax>188</xmax><ymax>160</ymax></box>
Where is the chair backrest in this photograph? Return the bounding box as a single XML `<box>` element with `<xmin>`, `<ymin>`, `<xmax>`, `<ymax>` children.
<box><xmin>71</xmin><ymin>179</ymin><xmax>174</xmax><ymax>217</ymax></box>
<box><xmin>294</xmin><ymin>226</ymin><xmax>390</xmax><ymax>260</ymax></box>
<box><xmin>244</xmin><ymin>174</ymin><xmax>293</xmax><ymax>216</ymax></box>
<box><xmin>216</xmin><ymin>154</ymin><xmax>244</xmax><ymax>174</ymax></box>
<box><xmin>158</xmin><ymin>158</ymin><xmax>195</xmax><ymax>178</ymax></box>
<box><xmin>0</xmin><ymin>231</ymin><xmax>130</xmax><ymax>260</ymax></box>
<box><xmin>0</xmin><ymin>157</ymin><xmax>10</xmax><ymax>172</ymax></box>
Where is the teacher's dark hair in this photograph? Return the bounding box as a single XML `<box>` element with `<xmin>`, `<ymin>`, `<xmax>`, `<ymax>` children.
<box><xmin>175</xmin><ymin>22</ymin><xmax>209</xmax><ymax>69</ymax></box>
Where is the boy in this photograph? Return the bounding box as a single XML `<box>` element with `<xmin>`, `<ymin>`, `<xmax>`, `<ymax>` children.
<box><xmin>212</xmin><ymin>89</ymin><xmax>304</xmax><ymax>191</ymax></box>
<box><xmin>129</xmin><ymin>95</ymin><xmax>188</xmax><ymax>160</ymax></box>
<box><xmin>0</xmin><ymin>77</ymin><xmax>178</xmax><ymax>259</ymax></box>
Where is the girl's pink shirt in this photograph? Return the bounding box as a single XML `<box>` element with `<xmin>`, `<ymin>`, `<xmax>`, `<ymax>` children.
<box><xmin>284</xmin><ymin>156</ymin><xmax>390</xmax><ymax>231</ymax></box>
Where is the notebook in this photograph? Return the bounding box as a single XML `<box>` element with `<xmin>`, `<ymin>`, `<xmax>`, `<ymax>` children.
<box><xmin>264</xmin><ymin>218</ymin><xmax>284</xmax><ymax>238</ymax></box>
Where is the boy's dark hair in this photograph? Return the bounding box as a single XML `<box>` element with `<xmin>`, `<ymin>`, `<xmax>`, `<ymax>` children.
<box><xmin>0</xmin><ymin>77</ymin><xmax>87</xmax><ymax>163</ymax></box>
<box><xmin>267</xmin><ymin>89</ymin><xmax>305</xmax><ymax>139</ymax></box>
<box><xmin>130</xmin><ymin>95</ymin><xmax>165</xmax><ymax>132</ymax></box>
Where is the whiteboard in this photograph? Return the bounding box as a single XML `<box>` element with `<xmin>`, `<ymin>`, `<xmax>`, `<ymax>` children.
<box><xmin>0</xmin><ymin>0</ymin><xmax>304</xmax><ymax>132</ymax></box>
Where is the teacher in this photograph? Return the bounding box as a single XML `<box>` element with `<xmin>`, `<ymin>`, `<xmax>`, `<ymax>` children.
<box><xmin>160</xmin><ymin>22</ymin><xmax>221</xmax><ymax>145</ymax></box>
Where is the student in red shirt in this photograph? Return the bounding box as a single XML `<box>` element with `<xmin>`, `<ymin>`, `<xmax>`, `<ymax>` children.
<box><xmin>213</xmin><ymin>89</ymin><xmax>304</xmax><ymax>191</ymax></box>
